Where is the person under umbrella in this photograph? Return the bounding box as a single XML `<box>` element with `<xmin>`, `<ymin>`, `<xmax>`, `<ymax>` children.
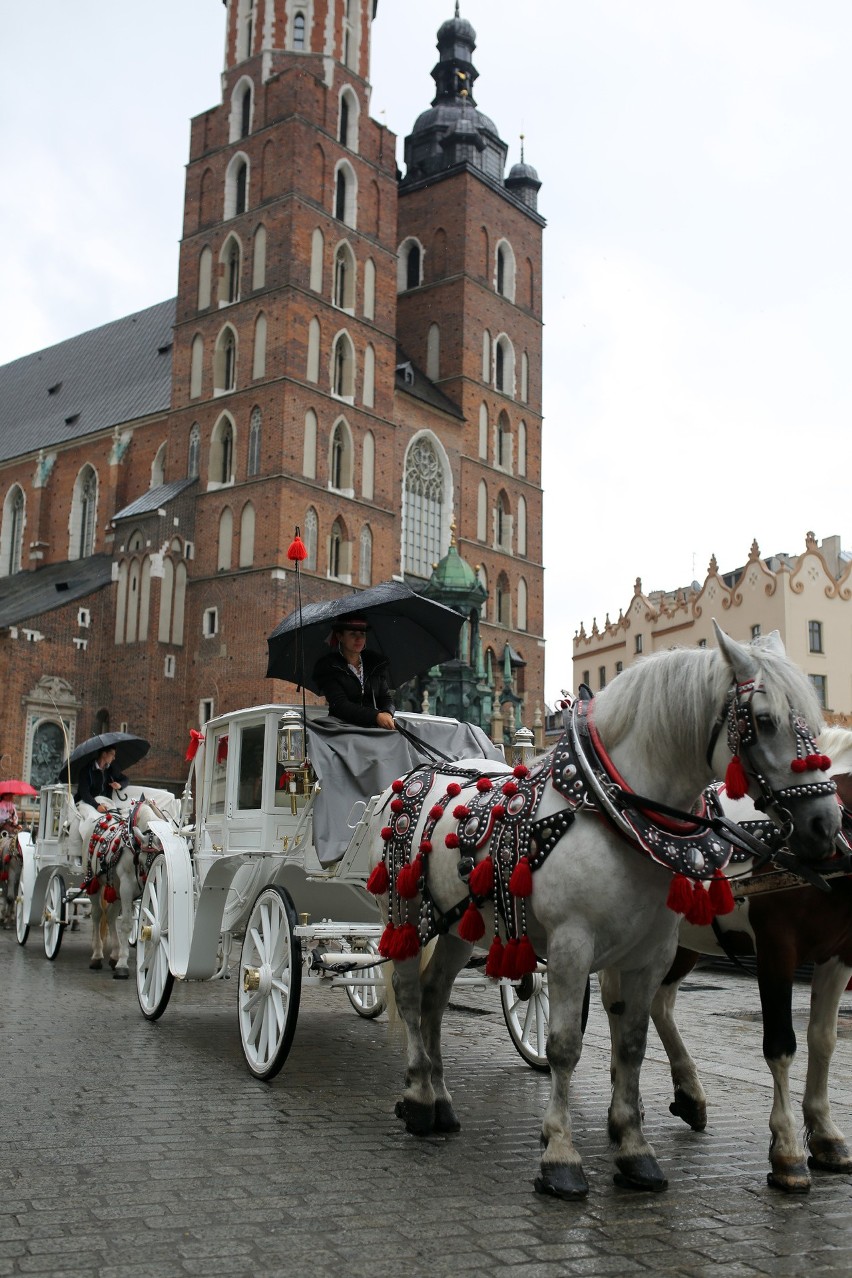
<box><xmin>75</xmin><ymin>747</ymin><xmax>128</xmax><ymax>851</ymax></box>
<box><xmin>0</xmin><ymin>794</ymin><xmax>20</xmax><ymax>831</ymax></box>
<box><xmin>312</xmin><ymin>613</ymin><xmax>396</xmax><ymax>731</ymax></box>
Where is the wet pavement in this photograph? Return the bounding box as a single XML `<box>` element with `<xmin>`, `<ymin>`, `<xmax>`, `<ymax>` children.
<box><xmin>2</xmin><ymin>923</ymin><xmax>851</xmax><ymax>1277</ymax></box>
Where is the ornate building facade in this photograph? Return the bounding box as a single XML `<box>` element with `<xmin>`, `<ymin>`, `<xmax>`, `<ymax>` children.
<box><xmin>0</xmin><ymin>3</ymin><xmax>545</xmax><ymax>790</ymax></box>
<box><xmin>573</xmin><ymin>532</ymin><xmax>852</xmax><ymax>723</ymax></box>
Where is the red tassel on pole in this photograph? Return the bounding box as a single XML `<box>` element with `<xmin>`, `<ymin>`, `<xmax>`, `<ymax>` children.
<box><xmin>725</xmin><ymin>754</ymin><xmax>748</xmax><ymax>800</ymax></box>
<box><xmin>185</xmin><ymin>729</ymin><xmax>204</xmax><ymax>761</ymax></box>
<box><xmin>287</xmin><ymin>535</ymin><xmax>308</xmax><ymax>562</ymax></box>
<box><xmin>458</xmin><ymin>901</ymin><xmax>485</xmax><ymax>943</ymax></box>
<box><xmin>708</xmin><ymin>869</ymin><xmax>735</xmax><ymax>916</ymax></box>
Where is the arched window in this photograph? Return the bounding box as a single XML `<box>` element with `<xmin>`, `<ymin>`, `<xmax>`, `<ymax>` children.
<box><xmin>339</xmin><ymin>95</ymin><xmax>350</xmax><ymax>147</ymax></box>
<box><xmin>1</xmin><ymin>485</ymin><xmax>25</xmax><ymax>576</ymax></box>
<box><xmin>339</xmin><ymin>87</ymin><xmax>359</xmax><ymax>151</ymax></box>
<box><xmin>517</xmin><ymin>420</ymin><xmax>527</xmax><ymax>476</ymax></box>
<box><xmin>521</xmin><ymin>351</ymin><xmax>529</xmax><ymax>403</ymax></box>
<box><xmin>496</xmin><ymin>411</ymin><xmax>511</xmax><ymax>469</ymax></box>
<box><xmin>427</xmin><ymin>323</ymin><xmax>440</xmax><ymax>381</ymax></box>
<box><xmin>517</xmin><ymin>580</ymin><xmax>528</xmax><ymax>632</ymax></box>
<box><xmin>477</xmin><ymin>479</ymin><xmax>488</xmax><ymax>541</ymax></box>
<box><xmin>159</xmin><ymin>558</ymin><xmax>173</xmax><ymax>643</ymax></box>
<box><xmin>209</xmin><ymin>416</ymin><xmax>235</xmax><ymax>486</ymax></box>
<box><xmin>517</xmin><ymin>495</ymin><xmax>527</xmax><ymax>557</ymax></box>
<box><xmin>218</xmin><ymin>507</ymin><xmax>233</xmax><ymax>571</ymax></box>
<box><xmin>496</xmin><ymin>491</ymin><xmax>512</xmax><ymax>552</ymax></box>
<box><xmin>240</xmin><ymin>83</ymin><xmax>252</xmax><ymax>138</ymax></box>
<box><xmin>252</xmin><ymin>224</ymin><xmax>266</xmax><ymax>289</ymax></box>
<box><xmin>363</xmin><ymin>344</ymin><xmax>375</xmax><ymax>408</ymax></box>
<box><xmin>403</xmin><ymin>435</ymin><xmax>445</xmax><ymax>578</ymax></box>
<box><xmin>477</xmin><ymin>565</ymin><xmax>488</xmax><ymax>623</ymax></box>
<box><xmin>293</xmin><ymin>10</ymin><xmax>306</xmax><ymax>50</ymax></box>
<box><xmin>333</xmin><ymin>241</ymin><xmax>356</xmax><ymax>310</ymax></box>
<box><xmin>239</xmin><ymin>502</ymin><xmax>256</xmax><ymax>567</ymax></box>
<box><xmin>307</xmin><ymin>317</ymin><xmax>321</xmax><ymax>382</ymax></box>
<box><xmin>220</xmin><ymin>236</ymin><xmax>241</xmax><ymax>304</ymax></box>
<box><xmin>303</xmin><ymin>409</ymin><xmax>317</xmax><ymax>478</ymax></box>
<box><xmin>158</xmin><ymin>539</ymin><xmax>186</xmax><ymax>646</ymax></box>
<box><xmin>214</xmin><ymin>326</ymin><xmax>238</xmax><ymax>393</ymax></box>
<box><xmin>197</xmin><ymin>246</ymin><xmax>213</xmax><ymax>309</ymax></box>
<box><xmin>69</xmin><ymin>465</ymin><xmax>97</xmax><ymax>560</ymax></box>
<box><xmin>359</xmin><ymin>525</ymin><xmax>373</xmax><ymax>585</ymax></box>
<box><xmin>362</xmin><ymin>431</ymin><xmax>375</xmax><ymax>500</ymax></box>
<box><xmin>235</xmin><ymin>162</ymin><xmax>247</xmax><ymax>215</ymax></box>
<box><xmin>479</xmin><ymin>403</ymin><xmax>488</xmax><ymax>458</ymax></box>
<box><xmin>252</xmin><ymin>312</ymin><xmax>267</xmax><ymax>378</ymax></box>
<box><xmin>331</xmin><ymin>331</ymin><xmax>355</xmax><ymax>399</ymax></box>
<box><xmin>333</xmin><ymin>161</ymin><xmax>356</xmax><ymax>227</ymax></box>
<box><xmin>482</xmin><ymin>330</ymin><xmax>491</xmax><ymax>381</ymax></box>
<box><xmin>363</xmin><ymin>257</ymin><xmax>376</xmax><ymax>319</ymax></box>
<box><xmin>304</xmin><ymin>507</ymin><xmax>318</xmax><ymax>570</ymax></box>
<box><xmin>190</xmin><ymin>334</ymin><xmax>204</xmax><ymax>398</ymax></box>
<box><xmin>187</xmin><ymin>424</ymin><xmax>201</xmax><ymax>478</ymax></box>
<box><xmin>310</xmin><ymin>228</ymin><xmax>324</xmax><ymax>292</ymax></box>
<box><xmin>495</xmin><ymin>240</ymin><xmax>516</xmax><ymax>300</ymax></box>
<box><xmin>329</xmin><ymin>518</ymin><xmax>349</xmax><ymax>579</ymax></box>
<box><xmin>329</xmin><ymin>418</ymin><xmax>353</xmax><ymax>491</ymax></box>
<box><xmin>397</xmin><ymin>239</ymin><xmax>422</xmax><ymax>291</ymax></box>
<box><xmin>342</xmin><ymin>0</ymin><xmax>356</xmax><ymax>68</ymax></box>
<box><xmin>494</xmin><ymin>335</ymin><xmax>515</xmax><ymax>397</ymax></box>
<box><xmin>248</xmin><ymin>406</ymin><xmax>261</xmax><ymax>476</ymax></box>
<box><xmin>151</xmin><ymin>442</ymin><xmax>167</xmax><ymax>489</ymax></box>
<box><xmin>225</xmin><ymin>153</ymin><xmax>250</xmax><ymax>219</ymax></box>
<box><xmin>496</xmin><ymin>572</ymin><xmax>511</xmax><ymax>627</ymax></box>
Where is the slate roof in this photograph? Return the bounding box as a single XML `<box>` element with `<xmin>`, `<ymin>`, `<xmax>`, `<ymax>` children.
<box><xmin>113</xmin><ymin>477</ymin><xmax>197</xmax><ymax>522</ymax></box>
<box><xmin>0</xmin><ymin>555</ymin><xmax>114</xmax><ymax>629</ymax></box>
<box><xmin>395</xmin><ymin>348</ymin><xmax>464</xmax><ymax>419</ymax></box>
<box><xmin>0</xmin><ymin>299</ymin><xmax>176</xmax><ymax>464</ymax></box>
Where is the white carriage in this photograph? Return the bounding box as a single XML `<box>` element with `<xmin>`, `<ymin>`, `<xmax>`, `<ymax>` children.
<box><xmin>133</xmin><ymin>702</ymin><xmax>550</xmax><ymax>1078</ymax></box>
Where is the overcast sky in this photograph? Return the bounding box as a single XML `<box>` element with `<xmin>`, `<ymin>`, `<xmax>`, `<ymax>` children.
<box><xmin>3</xmin><ymin>1</ymin><xmax>850</xmax><ymax>705</ymax></box>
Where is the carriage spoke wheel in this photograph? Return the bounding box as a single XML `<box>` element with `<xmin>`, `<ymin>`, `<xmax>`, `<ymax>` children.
<box><xmin>15</xmin><ymin>885</ymin><xmax>29</xmax><ymax>946</ymax></box>
<box><xmin>135</xmin><ymin>855</ymin><xmax>175</xmax><ymax>1020</ymax></box>
<box><xmin>344</xmin><ymin>940</ymin><xmax>387</xmax><ymax>1019</ymax></box>
<box><xmin>43</xmin><ymin>873</ymin><xmax>66</xmax><ymax>960</ymax></box>
<box><xmin>500</xmin><ymin>970</ymin><xmax>550</xmax><ymax>1071</ymax></box>
<box><xmin>239</xmin><ymin>885</ymin><xmax>301</xmax><ymax>1081</ymax></box>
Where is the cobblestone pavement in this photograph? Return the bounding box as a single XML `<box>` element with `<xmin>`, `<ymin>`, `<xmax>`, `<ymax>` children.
<box><xmin>2</xmin><ymin>924</ymin><xmax>851</xmax><ymax>1278</ymax></box>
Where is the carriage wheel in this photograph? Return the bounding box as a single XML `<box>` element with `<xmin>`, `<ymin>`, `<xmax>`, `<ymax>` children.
<box><xmin>15</xmin><ymin>886</ymin><xmax>29</xmax><ymax>946</ymax></box>
<box><xmin>500</xmin><ymin>970</ymin><xmax>550</xmax><ymax>1072</ymax></box>
<box><xmin>136</xmin><ymin>856</ymin><xmax>175</xmax><ymax>1021</ymax></box>
<box><xmin>43</xmin><ymin>873</ymin><xmax>66</xmax><ymax>960</ymax></box>
<box><xmin>128</xmin><ymin>897</ymin><xmax>140</xmax><ymax>948</ymax></box>
<box><xmin>239</xmin><ymin>885</ymin><xmax>302</xmax><ymax>1081</ymax></box>
<box><xmin>344</xmin><ymin>940</ymin><xmax>387</xmax><ymax>1019</ymax></box>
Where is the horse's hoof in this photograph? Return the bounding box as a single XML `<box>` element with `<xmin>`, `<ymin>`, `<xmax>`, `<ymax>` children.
<box><xmin>433</xmin><ymin>1099</ymin><xmax>461</xmax><ymax>1133</ymax></box>
<box><xmin>669</xmin><ymin>1089</ymin><xmax>707</xmax><ymax>1132</ymax></box>
<box><xmin>108</xmin><ymin>957</ymin><xmax>118</xmax><ymax>969</ymax></box>
<box><xmin>767</xmin><ymin>1165</ymin><xmax>811</xmax><ymax>1194</ymax></box>
<box><xmin>808</xmin><ymin>1140</ymin><xmax>852</xmax><ymax>1173</ymax></box>
<box><xmin>112</xmin><ymin>967</ymin><xmax>129</xmax><ymax>980</ymax></box>
<box><xmin>89</xmin><ymin>959</ymin><xmax>102</xmax><ymax>970</ymax></box>
<box><xmin>614</xmin><ymin>1155</ymin><xmax>668</xmax><ymax>1193</ymax></box>
<box><xmin>534</xmin><ymin>1163</ymin><xmax>589</xmax><ymax>1200</ymax></box>
<box><xmin>394</xmin><ymin>1098</ymin><xmax>434</xmax><ymax>1137</ymax></box>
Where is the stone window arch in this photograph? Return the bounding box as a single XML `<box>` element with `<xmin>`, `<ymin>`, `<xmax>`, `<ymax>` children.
<box><xmin>292</xmin><ymin>8</ymin><xmax>307</xmax><ymax>50</ymax></box>
<box><xmin>252</xmin><ymin>224</ymin><xmax>267</xmax><ymax>289</ymax></box>
<box><xmin>517</xmin><ymin>495</ymin><xmax>527</xmax><ymax>557</ymax></box>
<box><xmin>397</xmin><ymin>237</ymin><xmax>423</xmax><ymax>291</ymax></box>
<box><xmin>482</xmin><ymin>330</ymin><xmax>491</xmax><ymax>381</ymax></box>
<box><xmin>197</xmin><ymin>245</ymin><xmax>213</xmax><ymax>309</ymax></box>
<box><xmin>248</xmin><ymin>406</ymin><xmax>262</xmax><ymax>476</ymax></box>
<box><xmin>329</xmin><ymin>417</ymin><xmax>354</xmax><ymax>492</ymax></box>
<box><xmin>225</xmin><ymin>153</ymin><xmax>250</xmax><ymax>219</ymax></box>
<box><xmin>477</xmin><ymin>565</ymin><xmax>488</xmax><ymax>623</ymax></box>
<box><xmin>333</xmin><ymin>240</ymin><xmax>356</xmax><ymax>311</ymax></box>
<box><xmin>496</xmin><ymin>571</ymin><xmax>511</xmax><ymax>627</ymax></box>
<box><xmin>303</xmin><ymin>409</ymin><xmax>317</xmax><ymax>478</ymax></box>
<box><xmin>333</xmin><ymin>159</ymin><xmax>357</xmax><ymax>228</ymax></box>
<box><xmin>218</xmin><ymin>507</ymin><xmax>234</xmax><ymax>571</ymax></box>
<box><xmin>69</xmin><ymin>464</ymin><xmax>97</xmax><ymax>560</ymax></box>
<box><xmin>363</xmin><ymin>257</ymin><xmax>376</xmax><ymax>319</ymax></box>
<box><xmin>517</xmin><ymin>577</ymin><xmax>528</xmax><ymax>632</ymax></box>
<box><xmin>229</xmin><ymin>76</ymin><xmax>254</xmax><ymax>142</ymax></box>
<box><xmin>328</xmin><ymin>516</ymin><xmax>351</xmax><ymax>581</ymax></box>
<box><xmin>151</xmin><ymin>442</ymin><xmax>167</xmax><ymax>488</ymax></box>
<box><xmin>496</xmin><ymin>410</ymin><xmax>512</xmax><ymax>470</ymax></box>
<box><xmin>331</xmin><ymin>330</ymin><xmax>355</xmax><ymax>400</ymax></box>
<box><xmin>307</xmin><ymin>317</ymin><xmax>321</xmax><ymax>382</ymax></box>
<box><xmin>495</xmin><ymin>490</ymin><xmax>513</xmax><ymax>552</ymax></box>
<box><xmin>304</xmin><ymin>506</ymin><xmax>318</xmax><ymax>570</ymax></box>
<box><xmin>252</xmin><ymin>312</ymin><xmax>267</xmax><ymax>378</ymax></box>
<box><xmin>476</xmin><ymin>479</ymin><xmax>488</xmax><ymax>541</ymax></box>
<box><xmin>190</xmin><ymin>333</ymin><xmax>204</xmax><ymax>398</ymax></box>
<box><xmin>517</xmin><ymin>420</ymin><xmax>527</xmax><ymax>477</ymax></box>
<box><xmin>310</xmin><ymin>228</ymin><xmax>324</xmax><ymax>292</ymax></box>
<box><xmin>239</xmin><ymin>501</ymin><xmax>255</xmax><ymax>567</ymax></box>
<box><xmin>1</xmin><ymin>483</ymin><xmax>25</xmax><ymax>576</ymax></box>
<box><xmin>361</xmin><ymin>430</ymin><xmax>375</xmax><ymax>499</ymax></box>
<box><xmin>402</xmin><ymin>433</ymin><xmax>451</xmax><ymax>578</ymax></box>
<box><xmin>495</xmin><ymin>239</ymin><xmax>516</xmax><ymax>301</ymax></box>
<box><xmin>209</xmin><ymin>414</ymin><xmax>236</xmax><ymax>488</ymax></box>
<box><xmin>359</xmin><ymin>524</ymin><xmax>372</xmax><ymax>585</ymax></box>
<box><xmin>158</xmin><ymin>538</ymin><xmax>186</xmax><ymax>645</ymax></box>
<box><xmin>363</xmin><ymin>343</ymin><xmax>375</xmax><ymax>408</ymax></box>
<box><xmin>521</xmin><ymin>351</ymin><xmax>529</xmax><ymax>403</ymax></box>
<box><xmin>338</xmin><ymin>85</ymin><xmax>360</xmax><ymax>151</ymax></box>
<box><xmin>219</xmin><ymin>235</ymin><xmax>243</xmax><ymax>305</ymax></box>
<box><xmin>494</xmin><ymin>334</ymin><xmax>515</xmax><ymax>397</ymax></box>
<box><xmin>187</xmin><ymin>423</ymin><xmax>201</xmax><ymax>478</ymax></box>
<box><xmin>214</xmin><ymin>325</ymin><xmax>238</xmax><ymax>394</ymax></box>
<box><xmin>478</xmin><ymin>403</ymin><xmax>488</xmax><ymax>458</ymax></box>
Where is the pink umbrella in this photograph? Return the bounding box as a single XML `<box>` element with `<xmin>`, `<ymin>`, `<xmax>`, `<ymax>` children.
<box><xmin>0</xmin><ymin>780</ymin><xmax>37</xmax><ymax>797</ymax></box>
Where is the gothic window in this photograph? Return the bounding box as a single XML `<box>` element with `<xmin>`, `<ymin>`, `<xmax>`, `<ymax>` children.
<box><xmin>223</xmin><ymin>237</ymin><xmax>241</xmax><ymax>303</ymax></box>
<box><xmin>239</xmin><ymin>502</ymin><xmax>255</xmax><ymax>567</ymax></box>
<box><xmin>293</xmin><ymin>10</ymin><xmax>306</xmax><ymax>50</ymax></box>
<box><xmin>494</xmin><ymin>335</ymin><xmax>515</xmax><ymax>396</ymax></box>
<box><xmin>496</xmin><ymin>572</ymin><xmax>511</xmax><ymax>626</ymax></box>
<box><xmin>339</xmin><ymin>97</ymin><xmax>350</xmax><ymax>147</ymax></box>
<box><xmin>517</xmin><ymin>578</ymin><xmax>528</xmax><ymax>631</ymax></box>
<box><xmin>333</xmin><ymin>241</ymin><xmax>355</xmax><ymax>310</ymax></box>
<box><xmin>218</xmin><ymin>507</ymin><xmax>233</xmax><ymax>571</ymax></box>
<box><xmin>69</xmin><ymin>465</ymin><xmax>97</xmax><ymax>560</ymax></box>
<box><xmin>225</xmin><ymin>154</ymin><xmax>250</xmax><ymax>219</ymax></box>
<box><xmin>190</xmin><ymin>334</ymin><xmax>204</xmax><ymax>398</ymax></box>
<box><xmin>252</xmin><ymin>313</ymin><xmax>267</xmax><ymax>378</ymax></box>
<box><xmin>307</xmin><ymin>317</ymin><xmax>321</xmax><ymax>382</ymax></box>
<box><xmin>363</xmin><ymin>257</ymin><xmax>376</xmax><ymax>319</ymax></box>
<box><xmin>403</xmin><ymin>435</ymin><xmax>445</xmax><ymax>578</ymax></box>
<box><xmin>479</xmin><ymin>403</ymin><xmax>488</xmax><ymax>458</ymax></box>
<box><xmin>159</xmin><ymin>539</ymin><xmax>186</xmax><ymax>645</ymax></box>
<box><xmin>329</xmin><ymin>419</ymin><xmax>353</xmax><ymax>490</ymax></box>
<box><xmin>496</xmin><ymin>491</ymin><xmax>512</xmax><ymax>552</ymax></box>
<box><xmin>235</xmin><ymin>162</ymin><xmax>247</xmax><ymax>214</ymax></box>
<box><xmin>406</xmin><ymin>243</ymin><xmax>420</xmax><ymax>289</ymax></box>
<box><xmin>310</xmin><ymin>228</ymin><xmax>324</xmax><ymax>292</ymax></box>
<box><xmin>334</xmin><ymin>162</ymin><xmax>357</xmax><ymax>226</ymax></box>
<box><xmin>517</xmin><ymin>495</ymin><xmax>527</xmax><ymax>556</ymax></box>
<box><xmin>331</xmin><ymin>332</ymin><xmax>355</xmax><ymax>398</ymax></box>
<box><xmin>477</xmin><ymin>480</ymin><xmax>487</xmax><ymax>541</ymax></box>
<box><xmin>209</xmin><ymin>416</ymin><xmax>235</xmax><ymax>486</ymax></box>
<box><xmin>482</xmin><ymin>330</ymin><xmax>491</xmax><ymax>381</ymax></box>
<box><xmin>240</xmin><ymin>84</ymin><xmax>252</xmax><ymax>138</ymax></box>
<box><xmin>304</xmin><ymin>507</ymin><xmax>318</xmax><ymax>570</ymax></box>
<box><xmin>248</xmin><ymin>407</ymin><xmax>261</xmax><ymax>475</ymax></box>
<box><xmin>329</xmin><ymin>520</ymin><xmax>343</xmax><ymax>578</ymax></box>
<box><xmin>496</xmin><ymin>411</ymin><xmax>511</xmax><ymax>469</ymax></box>
<box><xmin>363</xmin><ymin>344</ymin><xmax>375</xmax><ymax>408</ymax></box>
<box><xmin>521</xmin><ymin>351</ymin><xmax>529</xmax><ymax>402</ymax></box>
<box><xmin>361</xmin><ymin>430</ymin><xmax>375</xmax><ymax>499</ymax></box>
<box><xmin>359</xmin><ymin>525</ymin><xmax>372</xmax><ymax>585</ymax></box>
<box><xmin>495</xmin><ymin>240</ymin><xmax>516</xmax><ymax>301</ymax></box>
<box><xmin>252</xmin><ymin>225</ymin><xmax>266</xmax><ymax>289</ymax></box>
<box><xmin>1</xmin><ymin>484</ymin><xmax>25</xmax><ymax>576</ymax></box>
<box><xmin>188</xmin><ymin>424</ymin><xmax>201</xmax><ymax>478</ymax></box>
<box><xmin>517</xmin><ymin>420</ymin><xmax>527</xmax><ymax>476</ymax></box>
<box><xmin>197</xmin><ymin>246</ymin><xmax>212</xmax><ymax>309</ymax></box>
<box><xmin>303</xmin><ymin>409</ymin><xmax>317</xmax><ymax>478</ymax></box>
<box><xmin>477</xmin><ymin>565</ymin><xmax>488</xmax><ymax>623</ymax></box>
<box><xmin>214</xmin><ymin>326</ymin><xmax>238</xmax><ymax>393</ymax></box>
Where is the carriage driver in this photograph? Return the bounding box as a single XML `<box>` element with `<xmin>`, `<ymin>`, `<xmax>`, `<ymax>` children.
<box><xmin>312</xmin><ymin>614</ymin><xmax>396</xmax><ymax>730</ymax></box>
<box><xmin>75</xmin><ymin>748</ymin><xmax>127</xmax><ymax>851</ymax></box>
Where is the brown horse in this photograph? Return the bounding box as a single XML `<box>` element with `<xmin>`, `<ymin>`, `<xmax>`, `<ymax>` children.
<box><xmin>649</xmin><ymin>726</ymin><xmax>852</xmax><ymax>1193</ymax></box>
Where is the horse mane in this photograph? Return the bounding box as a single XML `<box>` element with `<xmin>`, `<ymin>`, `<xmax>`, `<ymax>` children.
<box><xmin>592</xmin><ymin>643</ymin><xmax>826</xmax><ymax>776</ymax></box>
<box><xmin>818</xmin><ymin>725</ymin><xmax>852</xmax><ymax>776</ymax></box>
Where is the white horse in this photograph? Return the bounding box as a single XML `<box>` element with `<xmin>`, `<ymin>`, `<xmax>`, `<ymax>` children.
<box><xmin>648</xmin><ymin>725</ymin><xmax>852</xmax><ymax>1192</ymax></box>
<box><xmin>0</xmin><ymin>822</ymin><xmax>22</xmax><ymax>928</ymax></box>
<box><xmin>82</xmin><ymin>788</ymin><xmax>180</xmax><ymax>979</ymax></box>
<box><xmin>366</xmin><ymin>624</ymin><xmax>841</xmax><ymax>1198</ymax></box>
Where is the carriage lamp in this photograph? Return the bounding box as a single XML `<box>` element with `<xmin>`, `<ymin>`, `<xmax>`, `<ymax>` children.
<box><xmin>512</xmin><ymin>726</ymin><xmax>535</xmax><ymax>767</ymax></box>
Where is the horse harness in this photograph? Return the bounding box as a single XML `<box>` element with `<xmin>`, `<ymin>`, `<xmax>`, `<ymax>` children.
<box><xmin>82</xmin><ymin>799</ymin><xmax>161</xmax><ymax>900</ymax></box>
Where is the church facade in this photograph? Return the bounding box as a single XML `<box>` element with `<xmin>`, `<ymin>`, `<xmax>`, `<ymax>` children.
<box><xmin>0</xmin><ymin>2</ymin><xmax>545</xmax><ymax>792</ymax></box>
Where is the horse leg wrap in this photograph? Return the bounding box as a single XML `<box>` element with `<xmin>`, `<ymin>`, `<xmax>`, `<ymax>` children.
<box><xmin>613</xmin><ymin>1155</ymin><xmax>668</xmax><ymax>1193</ymax></box>
<box><xmin>669</xmin><ymin>1088</ymin><xmax>707</xmax><ymax>1132</ymax></box>
<box><xmin>394</xmin><ymin>1098</ymin><xmax>435</xmax><ymax>1137</ymax></box>
<box><xmin>533</xmin><ymin>1162</ymin><xmax>589</xmax><ymax>1201</ymax></box>
<box><xmin>432</xmin><ymin>1098</ymin><xmax>461</xmax><ymax>1134</ymax></box>
<box><xmin>807</xmin><ymin>1138</ymin><xmax>852</xmax><ymax>1174</ymax></box>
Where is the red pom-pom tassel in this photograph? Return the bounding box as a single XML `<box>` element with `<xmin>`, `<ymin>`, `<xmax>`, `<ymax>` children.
<box><xmin>380</xmin><ymin>826</ymin><xmax>393</xmax><ymax>841</ymax></box>
<box><xmin>725</xmin><ymin>754</ymin><xmax>749</xmax><ymax>799</ymax></box>
<box><xmin>501</xmin><ymin>938</ymin><xmax>520</xmax><ymax>980</ymax></box>
<box><xmin>366</xmin><ymin>861</ymin><xmax>389</xmax><ymax>895</ymax></box>
<box><xmin>390</xmin><ymin>922</ymin><xmax>421</xmax><ymax>961</ymax></box>
<box><xmin>468</xmin><ymin>855</ymin><xmax>494</xmax><ymax>897</ymax></box>
<box><xmin>396</xmin><ymin>855</ymin><xmax>423</xmax><ymax>899</ymax></box>
<box><xmin>791</xmin><ymin>758</ymin><xmax>809</xmax><ymax>774</ymax></box>
<box><xmin>666</xmin><ymin>872</ymin><xmax>693</xmax><ymax>915</ymax></box>
<box><xmin>445</xmin><ymin>832</ymin><xmax>460</xmax><ymax>849</ymax></box>
<box><xmin>446</xmin><ymin>783</ymin><xmax>462</xmax><ymax>797</ymax></box>
<box><xmin>708</xmin><ymin>869</ymin><xmax>735</xmax><ymax>916</ymax></box>
<box><xmin>429</xmin><ymin>805</ymin><xmax>444</xmax><ymax>821</ymax></box>
<box><xmin>515</xmin><ymin>935</ymin><xmax>538</xmax><ymax>975</ymax></box>
<box><xmin>686</xmin><ymin>881</ymin><xmax>714</xmax><ymax>926</ymax></box>
<box><xmin>378</xmin><ymin>922</ymin><xmax>396</xmax><ymax>957</ymax></box>
<box><xmin>501</xmin><ymin>780</ymin><xmax>519</xmax><ymax>796</ymax></box>
<box><xmin>85</xmin><ymin>876</ymin><xmax>101</xmax><ymax>896</ymax></box>
<box><xmin>508</xmin><ymin>857</ymin><xmax>533</xmax><ymax>897</ymax></box>
<box><xmin>390</xmin><ymin>798</ymin><xmax>404</xmax><ymax>813</ymax></box>
<box><xmin>103</xmin><ymin>885</ymin><xmax>118</xmax><ymax>905</ymax></box>
<box><xmin>391</xmin><ymin>779</ymin><xmax>404</xmax><ymax>793</ymax></box>
<box><xmin>476</xmin><ymin>777</ymin><xmax>493</xmax><ymax>792</ymax></box>
<box><xmin>453</xmin><ymin>805</ymin><xmax>471</xmax><ymax>820</ymax></box>
<box><xmin>287</xmin><ymin>535</ymin><xmax>308</xmax><ymax>562</ymax></box>
<box><xmin>419</xmin><ymin>839</ymin><xmax>432</xmax><ymax>855</ymax></box>
<box><xmin>458</xmin><ymin>901</ymin><xmax>485</xmax><ymax>943</ymax></box>
<box><xmin>513</xmin><ymin>764</ymin><xmax>530</xmax><ymax>778</ymax></box>
<box><xmin>485</xmin><ymin>935</ymin><xmax>505</xmax><ymax>979</ymax></box>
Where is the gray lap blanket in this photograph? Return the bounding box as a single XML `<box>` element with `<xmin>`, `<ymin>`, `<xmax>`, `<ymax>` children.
<box><xmin>306</xmin><ymin>713</ymin><xmax>505</xmax><ymax>865</ymax></box>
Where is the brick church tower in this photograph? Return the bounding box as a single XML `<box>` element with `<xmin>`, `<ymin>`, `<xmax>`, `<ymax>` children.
<box><xmin>0</xmin><ymin>1</ymin><xmax>545</xmax><ymax>789</ymax></box>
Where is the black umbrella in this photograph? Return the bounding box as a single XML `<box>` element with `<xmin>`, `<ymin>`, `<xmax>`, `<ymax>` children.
<box><xmin>266</xmin><ymin>580</ymin><xmax>464</xmax><ymax>694</ymax></box>
<box><xmin>57</xmin><ymin>732</ymin><xmax>151</xmax><ymax>784</ymax></box>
